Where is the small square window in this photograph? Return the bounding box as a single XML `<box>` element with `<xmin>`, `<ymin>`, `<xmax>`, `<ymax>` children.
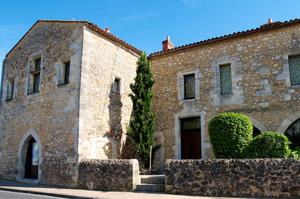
<box><xmin>113</xmin><ymin>78</ymin><xmax>121</xmax><ymax>93</ymax></box>
<box><xmin>184</xmin><ymin>74</ymin><xmax>195</xmax><ymax>99</ymax></box>
<box><xmin>220</xmin><ymin>64</ymin><xmax>232</xmax><ymax>95</ymax></box>
<box><xmin>289</xmin><ymin>55</ymin><xmax>300</xmax><ymax>86</ymax></box>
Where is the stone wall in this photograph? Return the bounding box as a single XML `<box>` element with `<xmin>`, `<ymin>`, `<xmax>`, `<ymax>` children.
<box><xmin>149</xmin><ymin>23</ymin><xmax>300</xmax><ymax>166</ymax></box>
<box><xmin>0</xmin><ymin>21</ymin><xmax>84</xmax><ymax>186</ymax></box>
<box><xmin>78</xmin><ymin>159</ymin><xmax>140</xmax><ymax>191</ymax></box>
<box><xmin>165</xmin><ymin>159</ymin><xmax>300</xmax><ymax>198</ymax></box>
<box><xmin>78</xmin><ymin>27</ymin><xmax>139</xmax><ymax>160</ymax></box>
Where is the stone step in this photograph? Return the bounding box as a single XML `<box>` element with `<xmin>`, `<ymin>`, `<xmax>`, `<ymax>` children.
<box><xmin>136</xmin><ymin>183</ymin><xmax>165</xmax><ymax>192</ymax></box>
<box><xmin>140</xmin><ymin>175</ymin><xmax>165</xmax><ymax>184</ymax></box>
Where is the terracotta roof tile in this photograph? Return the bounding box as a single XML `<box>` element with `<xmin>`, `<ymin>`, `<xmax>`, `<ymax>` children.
<box><xmin>149</xmin><ymin>18</ymin><xmax>300</xmax><ymax>58</ymax></box>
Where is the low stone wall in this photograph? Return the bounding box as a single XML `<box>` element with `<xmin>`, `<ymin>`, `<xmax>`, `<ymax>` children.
<box><xmin>165</xmin><ymin>159</ymin><xmax>300</xmax><ymax>198</ymax></box>
<box><xmin>78</xmin><ymin>159</ymin><xmax>140</xmax><ymax>191</ymax></box>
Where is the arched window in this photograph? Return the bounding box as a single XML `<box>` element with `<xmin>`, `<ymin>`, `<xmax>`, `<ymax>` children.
<box><xmin>285</xmin><ymin>118</ymin><xmax>300</xmax><ymax>149</ymax></box>
<box><xmin>253</xmin><ymin>125</ymin><xmax>261</xmax><ymax>137</ymax></box>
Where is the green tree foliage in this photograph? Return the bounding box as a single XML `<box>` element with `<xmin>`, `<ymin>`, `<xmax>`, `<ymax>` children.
<box><xmin>208</xmin><ymin>112</ymin><xmax>253</xmax><ymax>158</ymax></box>
<box><xmin>243</xmin><ymin>131</ymin><xmax>292</xmax><ymax>158</ymax></box>
<box><xmin>128</xmin><ymin>53</ymin><xmax>156</xmax><ymax>167</ymax></box>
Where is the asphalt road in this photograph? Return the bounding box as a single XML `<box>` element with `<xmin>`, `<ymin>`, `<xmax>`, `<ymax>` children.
<box><xmin>0</xmin><ymin>190</ymin><xmax>67</xmax><ymax>199</ymax></box>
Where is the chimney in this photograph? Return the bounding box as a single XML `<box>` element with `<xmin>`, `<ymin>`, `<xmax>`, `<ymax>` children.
<box><xmin>162</xmin><ymin>36</ymin><xmax>174</xmax><ymax>51</ymax></box>
<box><xmin>268</xmin><ymin>18</ymin><xmax>273</xmax><ymax>24</ymax></box>
<box><xmin>105</xmin><ymin>27</ymin><xmax>110</xmax><ymax>33</ymax></box>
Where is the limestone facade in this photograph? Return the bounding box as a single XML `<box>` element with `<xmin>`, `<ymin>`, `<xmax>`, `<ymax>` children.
<box><xmin>149</xmin><ymin>21</ymin><xmax>300</xmax><ymax>166</ymax></box>
<box><xmin>2</xmin><ymin>18</ymin><xmax>300</xmax><ymax>185</ymax></box>
<box><xmin>0</xmin><ymin>20</ymin><xmax>139</xmax><ymax>186</ymax></box>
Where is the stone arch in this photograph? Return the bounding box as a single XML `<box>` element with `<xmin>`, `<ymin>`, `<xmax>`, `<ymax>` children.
<box><xmin>249</xmin><ymin>117</ymin><xmax>267</xmax><ymax>136</ymax></box>
<box><xmin>17</xmin><ymin>129</ymin><xmax>42</xmax><ymax>183</ymax></box>
<box><xmin>277</xmin><ymin>111</ymin><xmax>300</xmax><ymax>133</ymax></box>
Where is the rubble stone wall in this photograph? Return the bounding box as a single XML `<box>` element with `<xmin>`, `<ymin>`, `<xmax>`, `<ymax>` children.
<box><xmin>78</xmin><ymin>159</ymin><xmax>140</xmax><ymax>191</ymax></box>
<box><xmin>165</xmin><ymin>159</ymin><xmax>300</xmax><ymax>198</ymax></box>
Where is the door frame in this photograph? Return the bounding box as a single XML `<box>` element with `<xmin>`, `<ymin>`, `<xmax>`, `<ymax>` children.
<box><xmin>17</xmin><ymin>129</ymin><xmax>42</xmax><ymax>183</ymax></box>
<box><xmin>175</xmin><ymin>111</ymin><xmax>206</xmax><ymax>159</ymax></box>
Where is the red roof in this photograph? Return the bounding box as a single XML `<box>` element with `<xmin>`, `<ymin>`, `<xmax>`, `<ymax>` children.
<box><xmin>149</xmin><ymin>18</ymin><xmax>300</xmax><ymax>58</ymax></box>
<box><xmin>6</xmin><ymin>20</ymin><xmax>142</xmax><ymax>58</ymax></box>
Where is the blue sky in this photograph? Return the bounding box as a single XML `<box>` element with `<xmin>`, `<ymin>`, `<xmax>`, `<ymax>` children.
<box><xmin>1</xmin><ymin>0</ymin><xmax>300</xmax><ymax>79</ymax></box>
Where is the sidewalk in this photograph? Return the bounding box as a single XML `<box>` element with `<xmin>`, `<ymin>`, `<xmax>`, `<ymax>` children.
<box><xmin>0</xmin><ymin>179</ymin><xmax>249</xmax><ymax>199</ymax></box>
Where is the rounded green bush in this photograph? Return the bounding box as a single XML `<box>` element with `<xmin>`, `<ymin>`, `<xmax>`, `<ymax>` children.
<box><xmin>243</xmin><ymin>131</ymin><xmax>291</xmax><ymax>158</ymax></box>
<box><xmin>208</xmin><ymin>112</ymin><xmax>253</xmax><ymax>158</ymax></box>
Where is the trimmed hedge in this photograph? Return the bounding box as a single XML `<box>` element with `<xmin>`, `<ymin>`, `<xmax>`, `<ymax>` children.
<box><xmin>208</xmin><ymin>112</ymin><xmax>253</xmax><ymax>158</ymax></box>
<box><xmin>243</xmin><ymin>131</ymin><xmax>291</xmax><ymax>158</ymax></box>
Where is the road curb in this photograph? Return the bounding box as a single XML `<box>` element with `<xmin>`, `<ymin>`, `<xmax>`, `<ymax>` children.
<box><xmin>0</xmin><ymin>187</ymin><xmax>94</xmax><ymax>199</ymax></box>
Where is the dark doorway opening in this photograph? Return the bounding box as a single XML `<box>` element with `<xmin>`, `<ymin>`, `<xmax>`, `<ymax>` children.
<box><xmin>285</xmin><ymin>118</ymin><xmax>300</xmax><ymax>150</ymax></box>
<box><xmin>180</xmin><ymin>117</ymin><xmax>201</xmax><ymax>159</ymax></box>
<box><xmin>253</xmin><ymin>126</ymin><xmax>261</xmax><ymax>137</ymax></box>
<box><xmin>24</xmin><ymin>138</ymin><xmax>39</xmax><ymax>179</ymax></box>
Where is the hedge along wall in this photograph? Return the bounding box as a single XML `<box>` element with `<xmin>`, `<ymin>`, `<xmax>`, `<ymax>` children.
<box><xmin>165</xmin><ymin>159</ymin><xmax>300</xmax><ymax>198</ymax></box>
<box><xmin>78</xmin><ymin>159</ymin><xmax>140</xmax><ymax>191</ymax></box>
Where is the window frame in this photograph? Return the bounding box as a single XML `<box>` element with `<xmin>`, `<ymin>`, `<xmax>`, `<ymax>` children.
<box><xmin>58</xmin><ymin>60</ymin><xmax>71</xmax><ymax>86</ymax></box>
<box><xmin>219</xmin><ymin>63</ymin><xmax>233</xmax><ymax>96</ymax></box>
<box><xmin>5</xmin><ymin>79</ymin><xmax>14</xmax><ymax>101</ymax></box>
<box><xmin>183</xmin><ymin>73</ymin><xmax>196</xmax><ymax>100</ymax></box>
<box><xmin>288</xmin><ymin>54</ymin><xmax>300</xmax><ymax>86</ymax></box>
<box><xmin>113</xmin><ymin>77</ymin><xmax>121</xmax><ymax>93</ymax></box>
<box><xmin>27</xmin><ymin>57</ymin><xmax>41</xmax><ymax>95</ymax></box>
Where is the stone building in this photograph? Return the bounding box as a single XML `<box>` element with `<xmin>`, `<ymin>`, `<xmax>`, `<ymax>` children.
<box><xmin>2</xmin><ymin>18</ymin><xmax>300</xmax><ymax>186</ymax></box>
<box><xmin>149</xmin><ymin>19</ymin><xmax>300</xmax><ymax>167</ymax></box>
<box><xmin>0</xmin><ymin>20</ymin><xmax>140</xmax><ymax>186</ymax></box>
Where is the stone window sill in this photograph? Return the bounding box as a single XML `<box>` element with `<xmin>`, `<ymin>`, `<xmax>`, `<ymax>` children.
<box><xmin>26</xmin><ymin>92</ymin><xmax>39</xmax><ymax>98</ymax></box>
<box><xmin>290</xmin><ymin>84</ymin><xmax>300</xmax><ymax>89</ymax></box>
<box><xmin>181</xmin><ymin>98</ymin><xmax>197</xmax><ymax>103</ymax></box>
<box><xmin>220</xmin><ymin>93</ymin><xmax>233</xmax><ymax>97</ymax></box>
<box><xmin>58</xmin><ymin>82</ymin><xmax>69</xmax><ymax>87</ymax></box>
<box><xmin>5</xmin><ymin>98</ymin><xmax>13</xmax><ymax>102</ymax></box>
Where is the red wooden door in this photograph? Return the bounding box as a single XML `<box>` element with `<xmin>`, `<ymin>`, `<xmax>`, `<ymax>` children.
<box><xmin>180</xmin><ymin>117</ymin><xmax>201</xmax><ymax>159</ymax></box>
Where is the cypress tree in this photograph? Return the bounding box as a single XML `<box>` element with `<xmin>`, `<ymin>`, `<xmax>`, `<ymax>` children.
<box><xmin>128</xmin><ymin>52</ymin><xmax>156</xmax><ymax>167</ymax></box>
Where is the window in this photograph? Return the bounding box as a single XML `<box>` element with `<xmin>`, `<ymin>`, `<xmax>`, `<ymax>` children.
<box><xmin>28</xmin><ymin>57</ymin><xmax>41</xmax><ymax>95</ymax></box>
<box><xmin>289</xmin><ymin>55</ymin><xmax>300</xmax><ymax>86</ymax></box>
<box><xmin>58</xmin><ymin>60</ymin><xmax>70</xmax><ymax>86</ymax></box>
<box><xmin>184</xmin><ymin>74</ymin><xmax>195</xmax><ymax>99</ymax></box>
<box><xmin>219</xmin><ymin>64</ymin><xmax>232</xmax><ymax>95</ymax></box>
<box><xmin>6</xmin><ymin>79</ymin><xmax>14</xmax><ymax>101</ymax></box>
<box><xmin>113</xmin><ymin>78</ymin><xmax>121</xmax><ymax>93</ymax></box>
<box><xmin>181</xmin><ymin>117</ymin><xmax>201</xmax><ymax>131</ymax></box>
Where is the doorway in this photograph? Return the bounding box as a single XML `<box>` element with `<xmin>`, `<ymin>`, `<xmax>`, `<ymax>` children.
<box><xmin>180</xmin><ymin>117</ymin><xmax>201</xmax><ymax>159</ymax></box>
<box><xmin>24</xmin><ymin>138</ymin><xmax>39</xmax><ymax>179</ymax></box>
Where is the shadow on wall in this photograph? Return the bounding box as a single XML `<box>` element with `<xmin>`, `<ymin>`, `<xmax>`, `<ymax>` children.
<box><xmin>105</xmin><ymin>82</ymin><xmax>123</xmax><ymax>158</ymax></box>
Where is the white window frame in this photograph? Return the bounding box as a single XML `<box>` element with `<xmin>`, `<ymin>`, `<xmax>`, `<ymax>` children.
<box><xmin>178</xmin><ymin>70</ymin><xmax>200</xmax><ymax>102</ymax></box>
<box><xmin>25</xmin><ymin>52</ymin><xmax>43</xmax><ymax>96</ymax></box>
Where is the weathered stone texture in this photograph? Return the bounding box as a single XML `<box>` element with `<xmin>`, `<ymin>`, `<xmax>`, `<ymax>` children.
<box><xmin>0</xmin><ymin>22</ymin><xmax>83</xmax><ymax>186</ymax></box>
<box><xmin>78</xmin><ymin>27</ymin><xmax>139</xmax><ymax>160</ymax></box>
<box><xmin>0</xmin><ymin>21</ymin><xmax>139</xmax><ymax>186</ymax></box>
<box><xmin>150</xmin><ymin>24</ymin><xmax>300</xmax><ymax>165</ymax></box>
<box><xmin>165</xmin><ymin>159</ymin><xmax>300</xmax><ymax>197</ymax></box>
<box><xmin>78</xmin><ymin>159</ymin><xmax>140</xmax><ymax>191</ymax></box>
